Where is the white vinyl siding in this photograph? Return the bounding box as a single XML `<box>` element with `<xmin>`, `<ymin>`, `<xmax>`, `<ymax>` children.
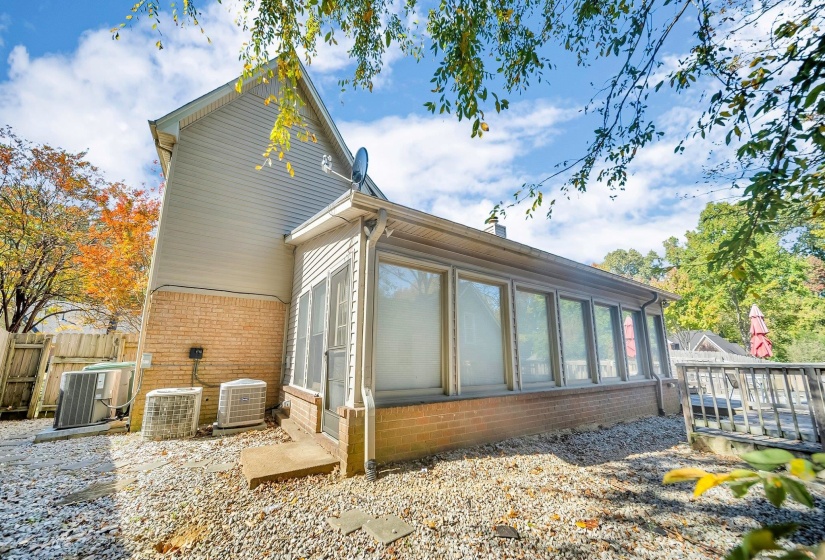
<box><xmin>284</xmin><ymin>220</ymin><xmax>360</xmax><ymax>402</ymax></box>
<box><xmin>458</xmin><ymin>278</ymin><xmax>506</xmax><ymax>389</ymax></box>
<box><xmin>151</xmin><ymin>89</ymin><xmax>352</xmax><ymax>300</ymax></box>
<box><xmin>375</xmin><ymin>262</ymin><xmax>443</xmax><ymax>393</ymax></box>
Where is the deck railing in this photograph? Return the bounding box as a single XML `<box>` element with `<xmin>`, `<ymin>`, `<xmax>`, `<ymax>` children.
<box><xmin>673</xmin><ymin>362</ymin><xmax>825</xmax><ymax>451</ymax></box>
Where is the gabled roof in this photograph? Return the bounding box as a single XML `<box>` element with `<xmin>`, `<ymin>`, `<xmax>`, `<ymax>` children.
<box><xmin>691</xmin><ymin>330</ymin><xmax>750</xmax><ymax>355</ymax></box>
<box><xmin>147</xmin><ymin>61</ymin><xmax>386</xmax><ymax>199</ymax></box>
<box><xmin>287</xmin><ymin>191</ymin><xmax>681</xmax><ymax>303</ymax></box>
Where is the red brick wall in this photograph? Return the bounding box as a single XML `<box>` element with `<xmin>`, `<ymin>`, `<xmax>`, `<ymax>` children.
<box><xmin>132</xmin><ymin>290</ymin><xmax>286</xmax><ymax>430</ymax></box>
<box><xmin>337</xmin><ymin>380</ymin><xmax>665</xmax><ymax>473</ymax></box>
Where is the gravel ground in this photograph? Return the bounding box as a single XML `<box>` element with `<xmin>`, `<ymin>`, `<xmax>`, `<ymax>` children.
<box><xmin>1</xmin><ymin>415</ymin><xmax>823</xmax><ymax>559</ymax></box>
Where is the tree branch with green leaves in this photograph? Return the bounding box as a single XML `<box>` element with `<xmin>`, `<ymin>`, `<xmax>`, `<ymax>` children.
<box><xmin>123</xmin><ymin>0</ymin><xmax>825</xmax><ymax>276</ymax></box>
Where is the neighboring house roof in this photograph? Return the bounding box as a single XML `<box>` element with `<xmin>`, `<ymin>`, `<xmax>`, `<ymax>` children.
<box><xmin>672</xmin><ymin>329</ymin><xmax>750</xmax><ymax>355</ymax></box>
<box><xmin>287</xmin><ymin>191</ymin><xmax>681</xmax><ymax>302</ymax></box>
<box><xmin>148</xmin><ymin>61</ymin><xmax>386</xmax><ymax>200</ymax></box>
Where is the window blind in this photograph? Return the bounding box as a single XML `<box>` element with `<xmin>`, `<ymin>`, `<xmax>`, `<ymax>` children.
<box><xmin>458</xmin><ymin>279</ymin><xmax>505</xmax><ymax>387</ymax></box>
<box><xmin>375</xmin><ymin>263</ymin><xmax>443</xmax><ymax>392</ymax></box>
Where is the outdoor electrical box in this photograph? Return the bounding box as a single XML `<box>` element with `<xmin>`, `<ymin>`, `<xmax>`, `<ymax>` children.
<box><xmin>189</xmin><ymin>347</ymin><xmax>204</xmax><ymax>360</ymax></box>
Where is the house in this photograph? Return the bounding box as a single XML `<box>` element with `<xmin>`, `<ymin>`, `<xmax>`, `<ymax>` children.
<box><xmin>669</xmin><ymin>330</ymin><xmax>750</xmax><ymax>356</ymax></box>
<box><xmin>134</xmin><ymin>66</ymin><xmax>682</xmax><ymax>476</ymax></box>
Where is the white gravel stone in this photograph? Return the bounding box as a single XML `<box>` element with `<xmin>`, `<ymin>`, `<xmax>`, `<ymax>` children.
<box><xmin>0</xmin><ymin>415</ymin><xmax>822</xmax><ymax>559</ymax></box>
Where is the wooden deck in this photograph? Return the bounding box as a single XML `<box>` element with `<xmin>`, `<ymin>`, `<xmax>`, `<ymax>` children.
<box><xmin>692</xmin><ymin>426</ymin><xmax>823</xmax><ymax>454</ymax></box>
<box><xmin>675</xmin><ymin>362</ymin><xmax>825</xmax><ymax>455</ymax></box>
<box><xmin>690</xmin><ymin>395</ymin><xmax>817</xmax><ymax>443</ymax></box>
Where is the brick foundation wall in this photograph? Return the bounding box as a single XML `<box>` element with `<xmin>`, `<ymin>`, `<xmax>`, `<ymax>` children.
<box><xmin>337</xmin><ymin>380</ymin><xmax>665</xmax><ymax>474</ymax></box>
<box><xmin>132</xmin><ymin>291</ymin><xmax>286</xmax><ymax>430</ymax></box>
<box><xmin>279</xmin><ymin>385</ymin><xmax>322</xmax><ymax>434</ymax></box>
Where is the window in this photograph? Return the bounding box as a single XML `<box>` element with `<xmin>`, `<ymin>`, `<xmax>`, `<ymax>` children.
<box><xmin>294</xmin><ymin>292</ymin><xmax>309</xmax><ymax>387</ymax></box>
<box><xmin>623</xmin><ymin>310</ymin><xmax>643</xmax><ymax>377</ymax></box>
<box><xmin>330</xmin><ymin>267</ymin><xmax>349</xmax><ymax>348</ymax></box>
<box><xmin>515</xmin><ymin>289</ymin><xmax>554</xmax><ymax>384</ymax></box>
<box><xmin>594</xmin><ymin>304</ymin><xmax>620</xmax><ymax>379</ymax></box>
<box><xmin>458</xmin><ymin>278</ymin><xmax>506</xmax><ymax>388</ymax></box>
<box><xmin>559</xmin><ymin>298</ymin><xmax>592</xmax><ymax>383</ymax></box>
<box><xmin>307</xmin><ymin>281</ymin><xmax>327</xmax><ymax>393</ymax></box>
<box><xmin>375</xmin><ymin>262</ymin><xmax>443</xmax><ymax>393</ymax></box>
<box><xmin>647</xmin><ymin>314</ymin><xmax>667</xmax><ymax>376</ymax></box>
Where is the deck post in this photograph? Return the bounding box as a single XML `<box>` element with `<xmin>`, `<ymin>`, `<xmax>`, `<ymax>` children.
<box><xmin>674</xmin><ymin>365</ymin><xmax>694</xmax><ymax>444</ymax></box>
<box><xmin>803</xmin><ymin>367</ymin><xmax>825</xmax><ymax>451</ymax></box>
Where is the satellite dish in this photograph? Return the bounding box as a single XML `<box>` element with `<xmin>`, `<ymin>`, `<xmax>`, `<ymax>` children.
<box><xmin>320</xmin><ymin>147</ymin><xmax>370</xmax><ymax>192</ymax></box>
<box><xmin>351</xmin><ymin>147</ymin><xmax>369</xmax><ymax>190</ymax></box>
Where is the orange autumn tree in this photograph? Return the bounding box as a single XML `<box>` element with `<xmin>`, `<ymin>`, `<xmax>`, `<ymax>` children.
<box><xmin>0</xmin><ymin>127</ymin><xmax>159</xmax><ymax>333</ymax></box>
<box><xmin>77</xmin><ymin>182</ymin><xmax>160</xmax><ymax>332</ymax></box>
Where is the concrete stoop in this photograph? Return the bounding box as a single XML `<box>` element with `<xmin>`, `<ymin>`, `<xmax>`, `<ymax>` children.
<box><xmin>239</xmin><ymin>441</ymin><xmax>338</xmax><ymax>489</ymax></box>
<box><xmin>273</xmin><ymin>409</ymin><xmax>311</xmax><ymax>442</ymax></box>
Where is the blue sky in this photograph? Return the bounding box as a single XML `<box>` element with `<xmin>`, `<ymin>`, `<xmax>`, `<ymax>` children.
<box><xmin>0</xmin><ymin>1</ymin><xmax>725</xmax><ymax>263</ymax></box>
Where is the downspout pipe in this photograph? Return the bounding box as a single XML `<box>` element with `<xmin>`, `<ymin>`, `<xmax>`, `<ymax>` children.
<box><xmin>361</xmin><ymin>208</ymin><xmax>387</xmax><ymax>481</ymax></box>
<box><xmin>640</xmin><ymin>292</ymin><xmax>666</xmax><ymax>416</ymax></box>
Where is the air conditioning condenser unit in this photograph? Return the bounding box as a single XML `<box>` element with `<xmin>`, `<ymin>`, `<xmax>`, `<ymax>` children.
<box><xmin>142</xmin><ymin>387</ymin><xmax>202</xmax><ymax>441</ymax></box>
<box><xmin>216</xmin><ymin>379</ymin><xmax>267</xmax><ymax>428</ymax></box>
<box><xmin>53</xmin><ymin>369</ymin><xmax>122</xmax><ymax>429</ymax></box>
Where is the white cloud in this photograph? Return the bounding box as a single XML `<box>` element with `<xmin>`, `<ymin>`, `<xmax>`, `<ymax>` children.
<box><xmin>340</xmin><ymin>99</ymin><xmax>726</xmax><ymax>264</ymax></box>
<box><xmin>0</xmin><ymin>2</ymin><xmax>250</xmax><ymax>188</ymax></box>
<box><xmin>0</xmin><ymin>1</ymin><xmax>386</xmax><ymax>189</ymax></box>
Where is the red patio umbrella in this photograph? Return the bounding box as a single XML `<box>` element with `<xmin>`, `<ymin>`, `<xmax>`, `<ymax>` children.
<box><xmin>749</xmin><ymin>304</ymin><xmax>773</xmax><ymax>358</ymax></box>
<box><xmin>624</xmin><ymin>315</ymin><xmax>636</xmax><ymax>358</ymax></box>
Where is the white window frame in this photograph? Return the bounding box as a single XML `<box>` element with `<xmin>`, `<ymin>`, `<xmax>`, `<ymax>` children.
<box><xmin>591</xmin><ymin>299</ymin><xmax>626</xmax><ymax>383</ymax></box>
<box><xmin>455</xmin><ymin>269</ymin><xmax>515</xmax><ymax>394</ymax></box>
<box><xmin>645</xmin><ymin>311</ymin><xmax>669</xmax><ymax>378</ymax></box>
<box><xmin>373</xmin><ymin>252</ymin><xmax>453</xmax><ymax>400</ymax></box>
<box><xmin>293</xmin><ymin>290</ymin><xmax>311</xmax><ymax>389</ymax></box>
<box><xmin>306</xmin><ymin>278</ymin><xmax>329</xmax><ymax>394</ymax></box>
<box><xmin>513</xmin><ymin>282</ymin><xmax>561</xmax><ymax>390</ymax></box>
<box><xmin>620</xmin><ymin>306</ymin><xmax>648</xmax><ymax>379</ymax></box>
<box><xmin>557</xmin><ymin>292</ymin><xmax>598</xmax><ymax>385</ymax></box>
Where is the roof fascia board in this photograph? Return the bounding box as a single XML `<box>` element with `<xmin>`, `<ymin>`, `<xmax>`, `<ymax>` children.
<box><xmin>285</xmin><ymin>191</ymin><xmax>362</xmax><ymax>245</ymax></box>
<box><xmin>290</xmin><ymin>191</ymin><xmax>679</xmax><ymax>301</ymax></box>
<box><xmin>348</xmin><ymin>193</ymin><xmax>678</xmax><ymax>300</ymax></box>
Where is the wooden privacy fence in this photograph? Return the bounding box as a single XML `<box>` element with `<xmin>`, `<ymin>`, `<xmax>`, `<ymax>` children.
<box><xmin>0</xmin><ymin>333</ymin><xmax>52</xmax><ymax>419</ymax></box>
<box><xmin>0</xmin><ymin>331</ymin><xmax>139</xmax><ymax>419</ymax></box>
<box><xmin>674</xmin><ymin>361</ymin><xmax>825</xmax><ymax>453</ymax></box>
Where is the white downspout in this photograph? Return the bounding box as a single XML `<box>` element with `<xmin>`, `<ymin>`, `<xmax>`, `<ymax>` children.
<box><xmin>361</xmin><ymin>208</ymin><xmax>387</xmax><ymax>480</ymax></box>
<box><xmin>640</xmin><ymin>292</ymin><xmax>666</xmax><ymax>416</ymax></box>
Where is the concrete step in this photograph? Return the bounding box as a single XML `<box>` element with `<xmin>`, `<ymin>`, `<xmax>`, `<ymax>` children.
<box><xmin>273</xmin><ymin>409</ymin><xmax>311</xmax><ymax>442</ymax></box>
<box><xmin>240</xmin><ymin>441</ymin><xmax>338</xmax><ymax>489</ymax></box>
<box><xmin>34</xmin><ymin>421</ymin><xmax>128</xmax><ymax>443</ymax></box>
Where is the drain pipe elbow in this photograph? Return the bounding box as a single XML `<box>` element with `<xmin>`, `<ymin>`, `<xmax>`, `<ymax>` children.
<box><xmin>640</xmin><ymin>292</ymin><xmax>666</xmax><ymax>416</ymax></box>
<box><xmin>361</xmin><ymin>208</ymin><xmax>387</xmax><ymax>480</ymax></box>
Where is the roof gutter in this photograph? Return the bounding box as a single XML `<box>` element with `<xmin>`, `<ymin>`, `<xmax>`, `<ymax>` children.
<box><xmin>361</xmin><ymin>208</ymin><xmax>387</xmax><ymax>481</ymax></box>
<box><xmin>640</xmin><ymin>292</ymin><xmax>666</xmax><ymax>416</ymax></box>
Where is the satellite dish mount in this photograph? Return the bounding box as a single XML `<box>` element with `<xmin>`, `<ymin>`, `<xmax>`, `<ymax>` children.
<box><xmin>321</xmin><ymin>147</ymin><xmax>369</xmax><ymax>192</ymax></box>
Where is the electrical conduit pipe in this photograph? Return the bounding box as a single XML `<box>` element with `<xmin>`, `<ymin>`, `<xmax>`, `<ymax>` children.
<box><xmin>361</xmin><ymin>208</ymin><xmax>387</xmax><ymax>481</ymax></box>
